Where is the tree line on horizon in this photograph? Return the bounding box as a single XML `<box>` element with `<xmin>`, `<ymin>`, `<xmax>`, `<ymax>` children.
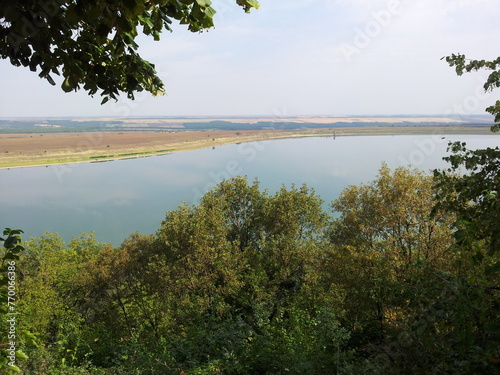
<box><xmin>2</xmin><ymin>118</ymin><xmax>494</xmax><ymax>135</ymax></box>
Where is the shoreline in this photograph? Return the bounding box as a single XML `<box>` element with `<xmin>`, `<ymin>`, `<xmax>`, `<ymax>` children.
<box><xmin>1</xmin><ymin>126</ymin><xmax>498</xmax><ymax>170</ymax></box>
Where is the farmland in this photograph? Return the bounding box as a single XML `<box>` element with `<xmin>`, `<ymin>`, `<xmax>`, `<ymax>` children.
<box><xmin>0</xmin><ymin>115</ymin><xmax>496</xmax><ymax>168</ymax></box>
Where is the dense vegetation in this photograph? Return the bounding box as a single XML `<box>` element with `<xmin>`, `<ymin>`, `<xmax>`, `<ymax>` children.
<box><xmin>1</xmin><ymin>142</ymin><xmax>499</xmax><ymax>374</ymax></box>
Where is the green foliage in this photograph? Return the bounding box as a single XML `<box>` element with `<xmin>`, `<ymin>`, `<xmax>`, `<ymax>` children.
<box><xmin>0</xmin><ymin>229</ymin><xmax>38</xmax><ymax>374</ymax></box>
<box><xmin>15</xmin><ymin>232</ymin><xmax>114</xmax><ymax>373</ymax></box>
<box><xmin>244</xmin><ymin>307</ymin><xmax>351</xmax><ymax>375</ymax></box>
<box><xmin>427</xmin><ymin>142</ymin><xmax>500</xmax><ymax>374</ymax></box>
<box><xmin>327</xmin><ymin>164</ymin><xmax>499</xmax><ymax>374</ymax></box>
<box><xmin>329</xmin><ymin>163</ymin><xmax>455</xmax><ymax>273</ymax></box>
<box><xmin>443</xmin><ymin>53</ymin><xmax>500</xmax><ymax>131</ymax></box>
<box><xmin>0</xmin><ymin>228</ymin><xmax>24</xmax><ymax>265</ymax></box>
<box><xmin>325</xmin><ymin>166</ymin><xmax>458</xmax><ymax>364</ymax></box>
<box><xmin>433</xmin><ymin>53</ymin><xmax>500</xmax><ymax>371</ymax></box>
<box><xmin>358</xmin><ymin>263</ymin><xmax>499</xmax><ymax>375</ymax></box>
<box><xmin>0</xmin><ymin>0</ymin><xmax>259</xmax><ymax>102</ymax></box>
<box><xmin>7</xmin><ymin>169</ymin><xmax>500</xmax><ymax>373</ymax></box>
<box><xmin>434</xmin><ymin>142</ymin><xmax>500</xmax><ymax>259</ymax></box>
<box><xmin>152</xmin><ymin>177</ymin><xmax>328</xmax><ymax>329</ymax></box>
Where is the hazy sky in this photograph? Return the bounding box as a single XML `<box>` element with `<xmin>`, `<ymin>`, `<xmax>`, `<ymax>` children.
<box><xmin>0</xmin><ymin>0</ymin><xmax>499</xmax><ymax>118</ymax></box>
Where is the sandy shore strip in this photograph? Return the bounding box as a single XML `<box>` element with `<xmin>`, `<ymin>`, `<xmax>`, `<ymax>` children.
<box><xmin>1</xmin><ymin>126</ymin><xmax>498</xmax><ymax>169</ymax></box>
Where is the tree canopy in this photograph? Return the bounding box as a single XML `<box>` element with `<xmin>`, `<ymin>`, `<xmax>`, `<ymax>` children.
<box><xmin>0</xmin><ymin>0</ymin><xmax>259</xmax><ymax>103</ymax></box>
<box><xmin>2</xmin><ymin>172</ymin><xmax>498</xmax><ymax>374</ymax></box>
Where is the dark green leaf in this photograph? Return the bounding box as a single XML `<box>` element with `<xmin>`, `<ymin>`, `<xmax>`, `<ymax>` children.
<box><xmin>46</xmin><ymin>75</ymin><xmax>56</xmax><ymax>86</ymax></box>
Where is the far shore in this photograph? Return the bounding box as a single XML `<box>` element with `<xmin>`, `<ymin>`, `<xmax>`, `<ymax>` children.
<box><xmin>0</xmin><ymin>126</ymin><xmax>498</xmax><ymax>169</ymax></box>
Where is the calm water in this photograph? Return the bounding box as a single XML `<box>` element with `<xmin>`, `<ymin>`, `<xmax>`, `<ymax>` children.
<box><xmin>1</xmin><ymin>134</ymin><xmax>499</xmax><ymax>246</ymax></box>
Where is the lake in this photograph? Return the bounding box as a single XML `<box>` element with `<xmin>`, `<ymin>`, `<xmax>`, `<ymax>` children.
<box><xmin>1</xmin><ymin>134</ymin><xmax>499</xmax><ymax>246</ymax></box>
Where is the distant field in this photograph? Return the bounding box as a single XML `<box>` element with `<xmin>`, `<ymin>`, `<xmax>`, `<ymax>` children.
<box><xmin>0</xmin><ymin>114</ymin><xmax>494</xmax><ymax>133</ymax></box>
<box><xmin>0</xmin><ymin>128</ymin><xmax>316</xmax><ymax>168</ymax></box>
<box><xmin>0</xmin><ymin>125</ymin><xmax>498</xmax><ymax>169</ymax></box>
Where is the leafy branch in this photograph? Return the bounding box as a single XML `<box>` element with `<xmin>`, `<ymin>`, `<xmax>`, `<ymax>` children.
<box><xmin>442</xmin><ymin>53</ymin><xmax>500</xmax><ymax>131</ymax></box>
<box><xmin>0</xmin><ymin>0</ymin><xmax>260</xmax><ymax>103</ymax></box>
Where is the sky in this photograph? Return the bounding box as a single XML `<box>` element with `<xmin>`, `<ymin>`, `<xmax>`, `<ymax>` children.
<box><xmin>0</xmin><ymin>0</ymin><xmax>499</xmax><ymax>118</ymax></box>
